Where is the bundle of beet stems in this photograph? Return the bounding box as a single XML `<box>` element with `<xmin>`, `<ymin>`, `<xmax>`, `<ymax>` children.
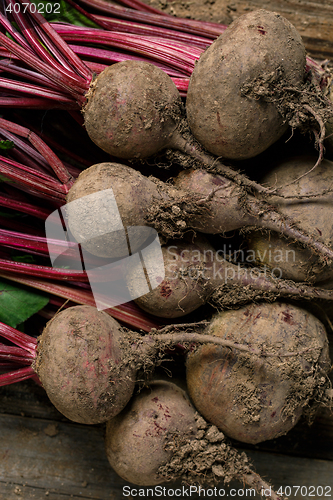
<box><xmin>0</xmin><ymin>114</ymin><xmax>161</xmax><ymax>330</ymax></box>
<box><xmin>0</xmin><ymin>0</ymin><xmax>327</xmax><ymax>103</ymax></box>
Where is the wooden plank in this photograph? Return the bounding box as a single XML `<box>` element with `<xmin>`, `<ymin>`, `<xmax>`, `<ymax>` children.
<box><xmin>0</xmin><ymin>413</ymin><xmax>123</xmax><ymax>500</ymax></box>
<box><xmin>0</xmin><ymin>411</ymin><xmax>332</xmax><ymax>500</ymax></box>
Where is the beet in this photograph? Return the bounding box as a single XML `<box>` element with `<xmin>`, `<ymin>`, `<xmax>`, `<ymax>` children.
<box><xmin>66</xmin><ymin>162</ymin><xmax>333</xmax><ymax>269</ymax></box>
<box><xmin>186</xmin><ymin>9</ymin><xmax>306</xmax><ymax>159</ymax></box>
<box><xmin>130</xmin><ymin>235</ymin><xmax>333</xmax><ymax>319</ymax></box>
<box><xmin>105</xmin><ymin>378</ymin><xmax>284</xmax><ymax>498</ymax></box>
<box><xmin>105</xmin><ymin>379</ymin><xmax>198</xmax><ymax>486</ymax></box>
<box><xmin>247</xmin><ymin>155</ymin><xmax>333</xmax><ymax>284</ymax></box>
<box><xmin>33</xmin><ymin>305</ymin><xmax>136</xmax><ymax>424</ymax></box>
<box><xmin>83</xmin><ymin>61</ymin><xmax>182</xmax><ymax>160</ymax></box>
<box><xmin>186</xmin><ymin>301</ymin><xmax>331</xmax><ymax>444</ymax></box>
<box><xmin>33</xmin><ymin>304</ymin><xmax>270</xmax><ymax>425</ymax></box>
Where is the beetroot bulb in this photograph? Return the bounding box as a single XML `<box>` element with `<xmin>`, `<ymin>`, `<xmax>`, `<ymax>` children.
<box><xmin>186</xmin><ymin>301</ymin><xmax>331</xmax><ymax>445</ymax></box>
<box><xmin>186</xmin><ymin>9</ymin><xmax>331</xmax><ymax>160</ymax></box>
<box><xmin>82</xmin><ymin>59</ymin><xmax>278</xmax><ymax>196</ymax></box>
<box><xmin>128</xmin><ymin>235</ymin><xmax>333</xmax><ymax>319</ymax></box>
<box><xmin>66</xmin><ymin>162</ymin><xmax>333</xmax><ymax>268</ymax></box>
<box><xmin>105</xmin><ymin>378</ymin><xmax>283</xmax><ymax>499</ymax></box>
<box><xmin>247</xmin><ymin>155</ymin><xmax>333</xmax><ymax>285</ymax></box>
<box><xmin>2</xmin><ymin>304</ymin><xmax>276</xmax><ymax>425</ymax></box>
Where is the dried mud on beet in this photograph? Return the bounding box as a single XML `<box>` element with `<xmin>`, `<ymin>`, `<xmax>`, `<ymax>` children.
<box><xmin>159</xmin><ymin>414</ymin><xmax>252</xmax><ymax>484</ymax></box>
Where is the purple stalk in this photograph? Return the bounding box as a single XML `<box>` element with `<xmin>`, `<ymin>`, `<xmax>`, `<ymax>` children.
<box><xmin>0</xmin><ymin>228</ymin><xmax>52</xmax><ymax>254</ymax></box>
<box><xmin>33</xmin><ymin>18</ymin><xmax>86</xmax><ymax>75</ymax></box>
<box><xmin>0</xmin><ymin>258</ymin><xmax>89</xmax><ymax>282</ymax></box>
<box><xmin>5</xmin><ymin>0</ymin><xmax>92</xmax><ymax>81</ymax></box>
<box><xmin>65</xmin><ymin>0</ymin><xmax>211</xmax><ymax>49</ymax></box>
<box><xmin>0</xmin><ymin>366</ymin><xmax>35</xmax><ymax>386</ymax></box>
<box><xmin>0</xmin><ymin>195</ymin><xmax>51</xmax><ymax>219</ymax></box>
<box><xmin>0</xmin><ymin>118</ymin><xmax>73</xmax><ymax>186</ymax></box>
<box><xmin>0</xmin><ymin>343</ymin><xmax>35</xmax><ymax>363</ymax></box>
<box><xmin>0</xmin><ymin>59</ymin><xmax>66</xmax><ymax>92</ymax></box>
<box><xmin>54</xmin><ymin>25</ymin><xmax>198</xmax><ymax>75</ymax></box>
<box><xmin>0</xmin><ymin>273</ymin><xmax>161</xmax><ymax>332</ymax></box>
<box><xmin>22</xmin><ymin>0</ymin><xmax>93</xmax><ymax>80</ymax></box>
<box><xmin>0</xmin><ymin>321</ymin><xmax>37</xmax><ymax>353</ymax></box>
<box><xmin>111</xmin><ymin>0</ymin><xmax>166</xmax><ymax>15</ymax></box>
<box><xmin>0</xmin><ymin>96</ymin><xmax>74</xmax><ymax>108</ymax></box>
<box><xmin>6</xmin><ymin>0</ymin><xmax>74</xmax><ymax>73</ymax></box>
<box><xmin>0</xmin><ymin>228</ymin><xmax>112</xmax><ymax>269</ymax></box>
<box><xmin>94</xmin><ymin>17</ymin><xmax>212</xmax><ymax>49</ymax></box>
<box><xmin>0</xmin><ymin>157</ymin><xmax>68</xmax><ymax>198</ymax></box>
<box><xmin>0</xmin><ymin>130</ymin><xmax>50</xmax><ymax>174</ymax></box>
<box><xmin>0</xmin><ymin>11</ymin><xmax>34</xmax><ymax>53</ymax></box>
<box><xmin>69</xmin><ymin>44</ymin><xmax>189</xmax><ymax>78</ymax></box>
<box><xmin>75</xmin><ymin>0</ymin><xmax>225</xmax><ymax>38</ymax></box>
<box><xmin>0</xmin><ymin>76</ymin><xmax>78</xmax><ymax>103</ymax></box>
<box><xmin>0</xmin><ymin>31</ymin><xmax>88</xmax><ymax>101</ymax></box>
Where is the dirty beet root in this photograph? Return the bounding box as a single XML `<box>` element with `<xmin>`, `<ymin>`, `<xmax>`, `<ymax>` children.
<box><xmin>82</xmin><ymin>59</ymin><xmax>285</xmax><ymax>197</ymax></box>
<box><xmin>29</xmin><ymin>304</ymin><xmax>286</xmax><ymax>424</ymax></box>
<box><xmin>186</xmin><ymin>301</ymin><xmax>331</xmax><ymax>444</ymax></box>
<box><xmin>129</xmin><ymin>235</ymin><xmax>333</xmax><ymax>319</ymax></box>
<box><xmin>247</xmin><ymin>155</ymin><xmax>333</xmax><ymax>284</ymax></box>
<box><xmin>66</xmin><ymin>162</ymin><xmax>333</xmax><ymax>268</ymax></box>
<box><xmin>186</xmin><ymin>9</ymin><xmax>331</xmax><ymax>160</ymax></box>
<box><xmin>105</xmin><ymin>378</ymin><xmax>283</xmax><ymax>499</ymax></box>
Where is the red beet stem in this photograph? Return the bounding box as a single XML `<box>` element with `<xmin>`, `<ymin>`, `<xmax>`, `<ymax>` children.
<box><xmin>69</xmin><ymin>44</ymin><xmax>189</xmax><ymax>78</ymax></box>
<box><xmin>0</xmin><ymin>76</ymin><xmax>77</xmax><ymax>103</ymax></box>
<box><xmin>0</xmin><ymin>343</ymin><xmax>34</xmax><ymax>363</ymax></box>
<box><xmin>0</xmin><ymin>273</ymin><xmax>161</xmax><ymax>332</ymax></box>
<box><xmin>90</xmin><ymin>14</ymin><xmax>212</xmax><ymax>48</ymax></box>
<box><xmin>7</xmin><ymin>0</ymin><xmax>74</xmax><ymax>73</ymax></box>
<box><xmin>0</xmin><ymin>321</ymin><xmax>37</xmax><ymax>353</ymax></box>
<box><xmin>75</xmin><ymin>0</ymin><xmax>225</xmax><ymax>38</ymax></box>
<box><xmin>5</xmin><ymin>0</ymin><xmax>92</xmax><ymax>81</ymax></box>
<box><xmin>0</xmin><ymin>60</ymin><xmax>66</xmax><ymax>92</ymax></box>
<box><xmin>0</xmin><ymin>157</ymin><xmax>67</xmax><ymax>198</ymax></box>
<box><xmin>113</xmin><ymin>0</ymin><xmax>166</xmax><ymax>15</ymax></box>
<box><xmin>0</xmin><ymin>96</ymin><xmax>77</xmax><ymax>109</ymax></box>
<box><xmin>0</xmin><ymin>365</ymin><xmax>35</xmax><ymax>386</ymax></box>
<box><xmin>0</xmin><ymin>31</ymin><xmax>88</xmax><ymax>100</ymax></box>
<box><xmin>0</xmin><ymin>195</ymin><xmax>51</xmax><ymax>219</ymax></box>
<box><xmin>0</xmin><ymin>120</ymin><xmax>73</xmax><ymax>193</ymax></box>
<box><xmin>0</xmin><ymin>117</ymin><xmax>72</xmax><ymax>186</ymax></box>
<box><xmin>54</xmin><ymin>25</ymin><xmax>199</xmax><ymax>75</ymax></box>
<box><xmin>0</xmin><ymin>11</ymin><xmax>34</xmax><ymax>52</ymax></box>
<box><xmin>0</xmin><ymin>258</ymin><xmax>89</xmax><ymax>282</ymax></box>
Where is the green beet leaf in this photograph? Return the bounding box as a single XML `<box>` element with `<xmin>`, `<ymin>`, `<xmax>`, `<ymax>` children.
<box><xmin>0</xmin><ymin>279</ymin><xmax>49</xmax><ymax>328</ymax></box>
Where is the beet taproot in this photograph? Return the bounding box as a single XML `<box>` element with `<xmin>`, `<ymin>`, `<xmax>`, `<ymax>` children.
<box><xmin>105</xmin><ymin>378</ymin><xmax>283</xmax><ymax>498</ymax></box>
<box><xmin>66</xmin><ymin>162</ymin><xmax>333</xmax><ymax>269</ymax></box>
<box><xmin>247</xmin><ymin>155</ymin><xmax>333</xmax><ymax>284</ymax></box>
<box><xmin>130</xmin><ymin>235</ymin><xmax>333</xmax><ymax>318</ymax></box>
<box><xmin>105</xmin><ymin>379</ymin><xmax>198</xmax><ymax>486</ymax></box>
<box><xmin>186</xmin><ymin>301</ymin><xmax>331</xmax><ymax>444</ymax></box>
<box><xmin>186</xmin><ymin>9</ymin><xmax>306</xmax><ymax>159</ymax></box>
